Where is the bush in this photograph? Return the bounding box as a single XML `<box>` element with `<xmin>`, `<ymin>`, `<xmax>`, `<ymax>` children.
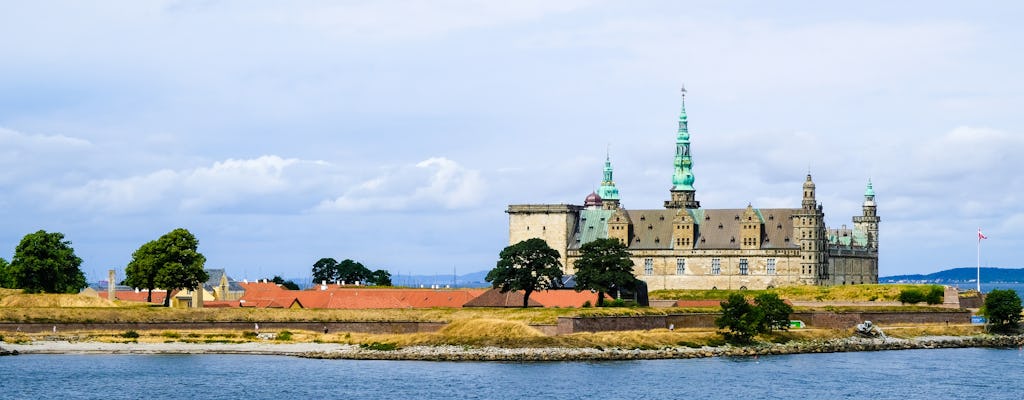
<box><xmin>276</xmin><ymin>330</ymin><xmax>293</xmax><ymax>341</ymax></box>
<box><xmin>925</xmin><ymin>286</ymin><xmax>945</xmax><ymax>305</ymax></box>
<box><xmin>241</xmin><ymin>331</ymin><xmax>258</xmax><ymax>339</ymax></box>
<box><xmin>582</xmin><ymin>300</ymin><xmax>592</xmax><ymax>308</ymax></box>
<box><xmin>120</xmin><ymin>330</ymin><xmax>140</xmax><ymax>339</ymax></box>
<box><xmin>161</xmin><ymin>331</ymin><xmax>180</xmax><ymax>339</ymax></box>
<box><xmin>898</xmin><ymin>289</ymin><xmax>926</xmax><ymax>304</ymax></box>
<box><xmin>360</xmin><ymin>342</ymin><xmax>397</xmax><ymax>351</ymax></box>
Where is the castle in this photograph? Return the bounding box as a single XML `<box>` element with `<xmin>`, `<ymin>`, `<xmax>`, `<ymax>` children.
<box><xmin>507</xmin><ymin>88</ymin><xmax>879</xmax><ymax>290</ymax></box>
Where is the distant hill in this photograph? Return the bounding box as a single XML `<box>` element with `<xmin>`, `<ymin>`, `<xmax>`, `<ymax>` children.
<box><xmin>391</xmin><ymin>270</ymin><xmax>491</xmax><ymax>288</ymax></box>
<box><xmin>881</xmin><ymin>267</ymin><xmax>1024</xmax><ymax>283</ymax></box>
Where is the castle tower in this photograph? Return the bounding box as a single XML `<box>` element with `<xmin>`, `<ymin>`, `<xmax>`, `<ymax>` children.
<box><xmin>597</xmin><ymin>151</ymin><xmax>621</xmax><ymax>210</ymax></box>
<box><xmin>793</xmin><ymin>174</ymin><xmax>829</xmax><ymax>284</ymax></box>
<box><xmin>665</xmin><ymin>85</ymin><xmax>700</xmax><ymax>209</ymax></box>
<box><xmin>853</xmin><ymin>179</ymin><xmax>880</xmax><ymax>250</ymax></box>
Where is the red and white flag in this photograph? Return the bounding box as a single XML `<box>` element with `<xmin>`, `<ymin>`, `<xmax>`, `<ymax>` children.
<box><xmin>978</xmin><ymin>228</ymin><xmax>988</xmax><ymax>241</ymax></box>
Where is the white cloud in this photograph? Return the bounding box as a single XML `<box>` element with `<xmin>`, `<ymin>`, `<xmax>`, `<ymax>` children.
<box><xmin>316</xmin><ymin>157</ymin><xmax>485</xmax><ymax>212</ymax></box>
<box><xmin>49</xmin><ymin>155</ymin><xmax>311</xmax><ymax>214</ymax></box>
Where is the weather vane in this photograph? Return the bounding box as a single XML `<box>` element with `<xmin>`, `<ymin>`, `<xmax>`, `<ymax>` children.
<box><xmin>681</xmin><ymin>84</ymin><xmax>687</xmax><ymax>97</ymax></box>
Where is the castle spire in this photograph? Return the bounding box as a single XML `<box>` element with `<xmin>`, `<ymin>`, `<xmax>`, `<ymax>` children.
<box><xmin>598</xmin><ymin>147</ymin><xmax>620</xmax><ymax>205</ymax></box>
<box><xmin>666</xmin><ymin>84</ymin><xmax>699</xmax><ymax>209</ymax></box>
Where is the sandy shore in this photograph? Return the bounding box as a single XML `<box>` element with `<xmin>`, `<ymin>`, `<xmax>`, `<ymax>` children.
<box><xmin>3</xmin><ymin>335</ymin><xmax>1023</xmax><ymax>361</ymax></box>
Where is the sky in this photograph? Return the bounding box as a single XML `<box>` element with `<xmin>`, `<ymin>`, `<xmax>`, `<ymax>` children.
<box><xmin>1</xmin><ymin>1</ymin><xmax>1022</xmax><ymax>283</ymax></box>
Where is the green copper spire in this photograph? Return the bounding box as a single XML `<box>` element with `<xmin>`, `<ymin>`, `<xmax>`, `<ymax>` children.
<box><xmin>865</xmin><ymin>179</ymin><xmax>875</xmax><ymax>198</ymax></box>
<box><xmin>598</xmin><ymin>148</ymin><xmax>620</xmax><ymax>200</ymax></box>
<box><xmin>672</xmin><ymin>84</ymin><xmax>695</xmax><ymax>191</ymax></box>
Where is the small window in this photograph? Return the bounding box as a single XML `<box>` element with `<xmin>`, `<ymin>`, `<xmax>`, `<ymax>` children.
<box><xmin>640</xmin><ymin>215</ymin><xmax>646</xmax><ymax>221</ymax></box>
<box><xmin>676</xmin><ymin>258</ymin><xmax>686</xmax><ymax>275</ymax></box>
<box><xmin>739</xmin><ymin>258</ymin><xmax>748</xmax><ymax>275</ymax></box>
<box><xmin>711</xmin><ymin>258</ymin><xmax>721</xmax><ymax>275</ymax></box>
<box><xmin>718</xmin><ymin>223</ymin><xmax>723</xmax><ymax>229</ymax></box>
<box><xmin>767</xmin><ymin>258</ymin><xmax>777</xmax><ymax>275</ymax></box>
<box><xmin>734</xmin><ymin>215</ymin><xmax>740</xmax><ymax>221</ymax></box>
<box><xmin>659</xmin><ymin>215</ymin><xmax>665</xmax><ymax>221</ymax></box>
<box><xmin>644</xmin><ymin>258</ymin><xmax>653</xmax><ymax>276</ymax></box>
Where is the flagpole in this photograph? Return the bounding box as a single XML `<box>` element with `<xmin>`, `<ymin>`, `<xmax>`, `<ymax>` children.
<box><xmin>976</xmin><ymin>232</ymin><xmax>981</xmax><ymax>292</ymax></box>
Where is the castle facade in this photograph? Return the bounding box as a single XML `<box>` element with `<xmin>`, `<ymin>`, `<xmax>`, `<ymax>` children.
<box><xmin>507</xmin><ymin>88</ymin><xmax>879</xmax><ymax>290</ymax></box>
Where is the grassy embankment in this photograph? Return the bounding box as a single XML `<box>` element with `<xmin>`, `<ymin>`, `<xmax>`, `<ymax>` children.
<box><xmin>0</xmin><ymin>285</ymin><xmax>980</xmax><ymax>349</ymax></box>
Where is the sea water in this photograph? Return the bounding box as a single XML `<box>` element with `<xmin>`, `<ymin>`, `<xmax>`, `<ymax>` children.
<box><xmin>2</xmin><ymin>347</ymin><xmax>1024</xmax><ymax>399</ymax></box>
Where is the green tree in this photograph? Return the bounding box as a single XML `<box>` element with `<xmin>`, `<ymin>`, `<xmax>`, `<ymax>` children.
<box><xmin>312</xmin><ymin>257</ymin><xmax>338</xmax><ymax>284</ymax></box>
<box><xmin>369</xmin><ymin>269</ymin><xmax>392</xmax><ymax>286</ymax></box>
<box><xmin>0</xmin><ymin>257</ymin><xmax>12</xmax><ymax>288</ymax></box>
<box><xmin>982</xmin><ymin>289</ymin><xmax>1022</xmax><ymax>333</ymax></box>
<box><xmin>269</xmin><ymin>276</ymin><xmax>300</xmax><ymax>290</ymax></box>
<box><xmin>716</xmin><ymin>293</ymin><xmax>763</xmax><ymax>344</ymax></box>
<box><xmin>124</xmin><ymin>240</ymin><xmax>162</xmax><ymax>302</ymax></box>
<box><xmin>573</xmin><ymin>238</ymin><xmax>636</xmax><ymax>306</ymax></box>
<box><xmin>754</xmin><ymin>293</ymin><xmax>793</xmax><ymax>332</ymax></box>
<box><xmin>9</xmin><ymin>230</ymin><xmax>86</xmax><ymax>293</ymax></box>
<box><xmin>337</xmin><ymin>259</ymin><xmax>372</xmax><ymax>284</ymax></box>
<box><xmin>487</xmin><ymin>238</ymin><xmax>564</xmax><ymax>308</ymax></box>
<box><xmin>125</xmin><ymin>228</ymin><xmax>208</xmax><ymax>307</ymax></box>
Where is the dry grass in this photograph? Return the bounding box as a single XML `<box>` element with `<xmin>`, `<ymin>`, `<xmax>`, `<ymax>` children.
<box><xmin>881</xmin><ymin>324</ymin><xmax>985</xmax><ymax>338</ymax></box>
<box><xmin>651</xmin><ymin>284</ymin><xmax>939</xmax><ymax>302</ymax></box>
<box><xmin>0</xmin><ymin>294</ymin><xmax>117</xmax><ymax>308</ymax></box>
<box><xmin>0</xmin><ymin>305</ymin><xmax>664</xmax><ymax>324</ymax></box>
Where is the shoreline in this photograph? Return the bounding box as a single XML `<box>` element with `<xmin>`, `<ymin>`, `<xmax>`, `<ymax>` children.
<box><xmin>4</xmin><ymin>335</ymin><xmax>1023</xmax><ymax>361</ymax></box>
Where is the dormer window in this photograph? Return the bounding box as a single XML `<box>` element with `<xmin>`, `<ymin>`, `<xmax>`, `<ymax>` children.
<box><xmin>718</xmin><ymin>223</ymin><xmax>723</xmax><ymax>229</ymax></box>
<box><xmin>659</xmin><ymin>215</ymin><xmax>665</xmax><ymax>221</ymax></box>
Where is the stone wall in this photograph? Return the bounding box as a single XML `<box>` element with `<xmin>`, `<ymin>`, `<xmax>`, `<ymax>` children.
<box><xmin>555</xmin><ymin>310</ymin><xmax>972</xmax><ymax>334</ymax></box>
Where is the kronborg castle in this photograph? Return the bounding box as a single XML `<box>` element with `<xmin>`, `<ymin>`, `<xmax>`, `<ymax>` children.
<box><xmin>507</xmin><ymin>88</ymin><xmax>879</xmax><ymax>290</ymax></box>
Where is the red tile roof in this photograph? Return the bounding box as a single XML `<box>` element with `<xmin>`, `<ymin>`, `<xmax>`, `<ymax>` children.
<box><xmin>239</xmin><ymin>285</ymin><xmax>488</xmax><ymax>309</ymax></box>
<box><xmin>464</xmin><ymin>289</ymin><xmax>598</xmax><ymax>308</ymax></box>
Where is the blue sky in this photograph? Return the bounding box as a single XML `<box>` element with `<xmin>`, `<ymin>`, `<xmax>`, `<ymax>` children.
<box><xmin>1</xmin><ymin>1</ymin><xmax>1021</xmax><ymax>282</ymax></box>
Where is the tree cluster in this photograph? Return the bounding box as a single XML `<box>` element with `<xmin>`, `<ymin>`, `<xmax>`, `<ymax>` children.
<box><xmin>982</xmin><ymin>289</ymin><xmax>1022</xmax><ymax>333</ymax></box>
<box><xmin>0</xmin><ymin>230</ymin><xmax>86</xmax><ymax>293</ymax></box>
<box><xmin>267</xmin><ymin>276</ymin><xmax>301</xmax><ymax>290</ymax></box>
<box><xmin>312</xmin><ymin>258</ymin><xmax>392</xmax><ymax>286</ymax></box>
<box><xmin>488</xmin><ymin>237</ymin><xmax>640</xmax><ymax>308</ymax></box>
<box><xmin>123</xmin><ymin>228</ymin><xmax>209</xmax><ymax>306</ymax></box>
<box><xmin>486</xmin><ymin>238</ymin><xmax>564</xmax><ymax>308</ymax></box>
<box><xmin>716</xmin><ymin>293</ymin><xmax>794</xmax><ymax>344</ymax></box>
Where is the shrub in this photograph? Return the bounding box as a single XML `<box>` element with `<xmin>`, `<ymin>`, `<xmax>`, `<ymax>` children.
<box><xmin>925</xmin><ymin>286</ymin><xmax>945</xmax><ymax>305</ymax></box>
<box><xmin>898</xmin><ymin>289</ymin><xmax>925</xmax><ymax>304</ymax></box>
<box><xmin>360</xmin><ymin>342</ymin><xmax>397</xmax><ymax>351</ymax></box>
<box><xmin>241</xmin><ymin>331</ymin><xmax>258</xmax><ymax>339</ymax></box>
<box><xmin>161</xmin><ymin>331</ymin><xmax>180</xmax><ymax>339</ymax></box>
<box><xmin>120</xmin><ymin>330</ymin><xmax>140</xmax><ymax>339</ymax></box>
<box><xmin>582</xmin><ymin>300</ymin><xmax>592</xmax><ymax>308</ymax></box>
<box><xmin>276</xmin><ymin>330</ymin><xmax>293</xmax><ymax>341</ymax></box>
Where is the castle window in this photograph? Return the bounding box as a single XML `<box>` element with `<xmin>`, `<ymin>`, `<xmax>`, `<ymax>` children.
<box><xmin>730</xmin><ymin>236</ymin><xmax>736</xmax><ymax>243</ymax></box>
<box><xmin>705</xmin><ymin>215</ymin><xmax>710</xmax><ymax>221</ymax></box>
<box><xmin>655</xmin><ymin>237</ymin><xmax>660</xmax><ymax>244</ymax></box>
<box><xmin>777</xmin><ymin>223</ymin><xmax>783</xmax><ymax>230</ymax></box>
<box><xmin>648</xmin><ymin>224</ymin><xmax>654</xmax><ymax>230</ymax></box>
<box><xmin>718</xmin><ymin>223</ymin><xmax>723</xmax><ymax>229</ymax></box>
<box><xmin>711</xmin><ymin>258</ymin><xmax>721</xmax><ymax>275</ymax></box>
<box><xmin>767</xmin><ymin>258</ymin><xmax>777</xmax><ymax>275</ymax></box>
<box><xmin>640</xmin><ymin>215</ymin><xmax>646</xmax><ymax>221</ymax></box>
<box><xmin>739</xmin><ymin>259</ymin><xmax>748</xmax><ymax>275</ymax></box>
<box><xmin>644</xmin><ymin>258</ymin><xmax>653</xmax><ymax>276</ymax></box>
<box><xmin>676</xmin><ymin>258</ymin><xmax>686</xmax><ymax>275</ymax></box>
<box><xmin>768</xmin><ymin>215</ymin><xmax>774</xmax><ymax>221</ymax></box>
<box><xmin>659</xmin><ymin>215</ymin><xmax>665</xmax><ymax>221</ymax></box>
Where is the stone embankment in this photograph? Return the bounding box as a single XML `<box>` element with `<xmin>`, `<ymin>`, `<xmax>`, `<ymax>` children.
<box><xmin>303</xmin><ymin>335</ymin><xmax>1024</xmax><ymax>361</ymax></box>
